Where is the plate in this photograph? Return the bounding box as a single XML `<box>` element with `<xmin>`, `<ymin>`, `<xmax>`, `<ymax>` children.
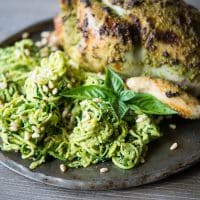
<box><xmin>0</xmin><ymin>19</ymin><xmax>200</xmax><ymax>190</ymax></box>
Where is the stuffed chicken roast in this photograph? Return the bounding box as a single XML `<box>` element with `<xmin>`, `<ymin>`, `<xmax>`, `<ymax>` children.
<box><xmin>55</xmin><ymin>0</ymin><xmax>200</xmax><ymax>96</ymax></box>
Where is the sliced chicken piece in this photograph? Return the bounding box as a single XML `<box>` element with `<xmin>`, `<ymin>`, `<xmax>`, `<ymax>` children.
<box><xmin>126</xmin><ymin>77</ymin><xmax>200</xmax><ymax>119</ymax></box>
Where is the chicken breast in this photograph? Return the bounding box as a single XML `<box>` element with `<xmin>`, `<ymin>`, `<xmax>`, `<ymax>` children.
<box><xmin>55</xmin><ymin>0</ymin><xmax>200</xmax><ymax>96</ymax></box>
<box><xmin>126</xmin><ymin>77</ymin><xmax>200</xmax><ymax>119</ymax></box>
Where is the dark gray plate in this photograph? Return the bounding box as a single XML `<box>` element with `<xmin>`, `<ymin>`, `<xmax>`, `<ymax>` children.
<box><xmin>0</xmin><ymin>19</ymin><xmax>200</xmax><ymax>190</ymax></box>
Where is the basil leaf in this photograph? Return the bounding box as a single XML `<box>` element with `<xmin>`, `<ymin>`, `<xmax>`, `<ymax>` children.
<box><xmin>116</xmin><ymin>101</ymin><xmax>129</xmax><ymax>119</ymax></box>
<box><xmin>127</xmin><ymin>105</ymin><xmax>143</xmax><ymax>114</ymax></box>
<box><xmin>61</xmin><ymin>85</ymin><xmax>117</xmax><ymax>103</ymax></box>
<box><xmin>127</xmin><ymin>93</ymin><xmax>177</xmax><ymax>115</ymax></box>
<box><xmin>119</xmin><ymin>90</ymin><xmax>136</xmax><ymax>102</ymax></box>
<box><xmin>105</xmin><ymin>68</ymin><xmax>124</xmax><ymax>93</ymax></box>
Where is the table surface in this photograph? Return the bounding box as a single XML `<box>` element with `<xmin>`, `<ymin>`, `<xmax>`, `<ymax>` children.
<box><xmin>0</xmin><ymin>0</ymin><xmax>200</xmax><ymax>199</ymax></box>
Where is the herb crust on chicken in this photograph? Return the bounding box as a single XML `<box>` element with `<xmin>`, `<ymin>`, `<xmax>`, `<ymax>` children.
<box><xmin>55</xmin><ymin>0</ymin><xmax>200</xmax><ymax>95</ymax></box>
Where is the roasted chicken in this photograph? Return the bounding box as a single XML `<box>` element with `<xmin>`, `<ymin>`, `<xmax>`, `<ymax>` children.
<box><xmin>55</xmin><ymin>0</ymin><xmax>200</xmax><ymax>96</ymax></box>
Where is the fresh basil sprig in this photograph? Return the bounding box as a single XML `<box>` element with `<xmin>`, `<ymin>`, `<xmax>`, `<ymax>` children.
<box><xmin>62</xmin><ymin>68</ymin><xmax>177</xmax><ymax>119</ymax></box>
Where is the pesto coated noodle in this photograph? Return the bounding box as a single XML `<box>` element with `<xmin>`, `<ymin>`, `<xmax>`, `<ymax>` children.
<box><xmin>0</xmin><ymin>39</ymin><xmax>166</xmax><ymax>170</ymax></box>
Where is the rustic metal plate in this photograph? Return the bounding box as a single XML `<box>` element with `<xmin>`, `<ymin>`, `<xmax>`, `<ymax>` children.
<box><xmin>0</xmin><ymin>19</ymin><xmax>200</xmax><ymax>190</ymax></box>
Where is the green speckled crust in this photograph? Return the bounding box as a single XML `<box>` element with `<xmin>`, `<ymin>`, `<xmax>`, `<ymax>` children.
<box><xmin>55</xmin><ymin>0</ymin><xmax>200</xmax><ymax>95</ymax></box>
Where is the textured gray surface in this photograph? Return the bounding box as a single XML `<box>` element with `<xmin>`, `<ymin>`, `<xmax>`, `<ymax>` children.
<box><xmin>0</xmin><ymin>0</ymin><xmax>200</xmax><ymax>199</ymax></box>
<box><xmin>0</xmin><ymin>0</ymin><xmax>58</xmax><ymax>41</ymax></box>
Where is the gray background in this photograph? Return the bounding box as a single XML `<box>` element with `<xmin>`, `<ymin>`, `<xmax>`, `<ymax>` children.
<box><xmin>0</xmin><ymin>0</ymin><xmax>200</xmax><ymax>199</ymax></box>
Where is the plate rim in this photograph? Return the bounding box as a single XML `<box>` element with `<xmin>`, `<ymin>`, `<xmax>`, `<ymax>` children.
<box><xmin>1</xmin><ymin>150</ymin><xmax>200</xmax><ymax>190</ymax></box>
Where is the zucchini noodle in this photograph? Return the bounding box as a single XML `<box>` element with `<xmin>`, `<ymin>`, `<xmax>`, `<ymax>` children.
<box><xmin>0</xmin><ymin>39</ymin><xmax>162</xmax><ymax>170</ymax></box>
<box><xmin>24</xmin><ymin>51</ymin><xmax>70</xmax><ymax>102</ymax></box>
<box><xmin>0</xmin><ymin>39</ymin><xmax>40</xmax><ymax>73</ymax></box>
<box><xmin>0</xmin><ymin>39</ymin><xmax>40</xmax><ymax>104</ymax></box>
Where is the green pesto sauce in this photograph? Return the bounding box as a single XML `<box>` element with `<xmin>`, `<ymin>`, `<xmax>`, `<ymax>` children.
<box><xmin>0</xmin><ymin>39</ymin><xmax>161</xmax><ymax>170</ymax></box>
